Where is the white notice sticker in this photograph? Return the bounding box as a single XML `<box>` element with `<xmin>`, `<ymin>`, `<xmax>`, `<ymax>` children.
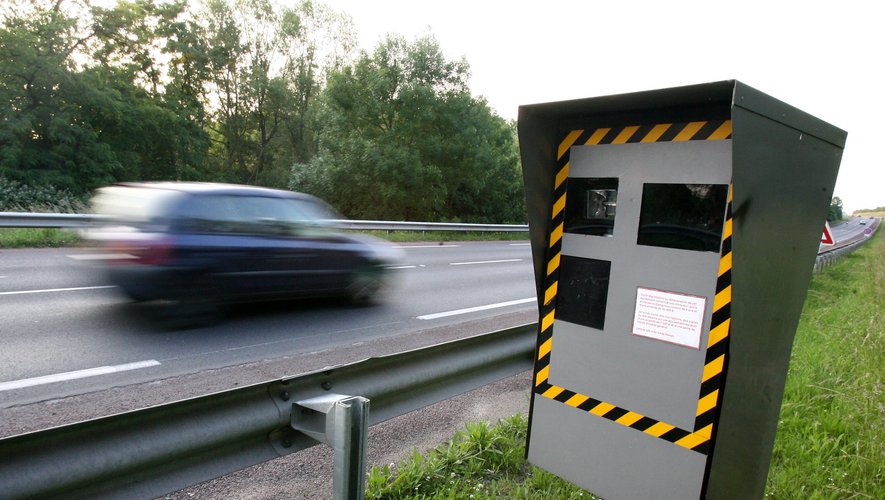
<box><xmin>632</xmin><ymin>287</ymin><xmax>706</xmax><ymax>349</ymax></box>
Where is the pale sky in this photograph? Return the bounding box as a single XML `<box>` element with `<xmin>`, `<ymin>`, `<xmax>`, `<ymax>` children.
<box><xmin>323</xmin><ymin>0</ymin><xmax>882</xmax><ymax>214</ymax></box>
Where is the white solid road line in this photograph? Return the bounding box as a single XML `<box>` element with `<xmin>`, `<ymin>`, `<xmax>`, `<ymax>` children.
<box><xmin>0</xmin><ymin>285</ymin><xmax>117</xmax><ymax>296</ymax></box>
<box><xmin>0</xmin><ymin>360</ymin><xmax>161</xmax><ymax>392</ymax></box>
<box><xmin>418</xmin><ymin>297</ymin><xmax>536</xmax><ymax>320</ymax></box>
<box><xmin>450</xmin><ymin>259</ymin><xmax>522</xmax><ymax>266</ymax></box>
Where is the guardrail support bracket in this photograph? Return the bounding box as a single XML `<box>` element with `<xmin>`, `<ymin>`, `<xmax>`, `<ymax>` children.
<box><xmin>292</xmin><ymin>393</ymin><xmax>370</xmax><ymax>500</ymax></box>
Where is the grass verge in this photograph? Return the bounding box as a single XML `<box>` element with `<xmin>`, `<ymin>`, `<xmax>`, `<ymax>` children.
<box><xmin>360</xmin><ymin>230</ymin><xmax>527</xmax><ymax>243</ymax></box>
<box><xmin>366</xmin><ymin>234</ymin><xmax>883</xmax><ymax>499</ymax></box>
<box><xmin>765</xmin><ymin>232</ymin><xmax>883</xmax><ymax>498</ymax></box>
<box><xmin>366</xmin><ymin>414</ymin><xmax>593</xmax><ymax>499</ymax></box>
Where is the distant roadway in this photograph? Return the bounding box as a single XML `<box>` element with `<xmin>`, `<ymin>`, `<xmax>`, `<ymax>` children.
<box><xmin>827</xmin><ymin>216</ymin><xmax>879</xmax><ymax>249</ymax></box>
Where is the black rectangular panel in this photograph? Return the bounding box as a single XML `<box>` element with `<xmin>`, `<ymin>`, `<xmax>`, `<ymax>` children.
<box><xmin>557</xmin><ymin>255</ymin><xmax>612</xmax><ymax>330</ymax></box>
<box><xmin>637</xmin><ymin>183</ymin><xmax>728</xmax><ymax>252</ymax></box>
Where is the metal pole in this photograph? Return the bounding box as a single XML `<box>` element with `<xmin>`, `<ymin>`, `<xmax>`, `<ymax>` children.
<box><xmin>291</xmin><ymin>394</ymin><xmax>370</xmax><ymax>500</ymax></box>
<box><xmin>331</xmin><ymin>396</ymin><xmax>369</xmax><ymax>500</ymax></box>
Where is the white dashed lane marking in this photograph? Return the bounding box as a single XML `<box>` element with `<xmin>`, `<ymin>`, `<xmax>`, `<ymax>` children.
<box><xmin>0</xmin><ymin>360</ymin><xmax>161</xmax><ymax>392</ymax></box>
<box><xmin>0</xmin><ymin>285</ymin><xmax>116</xmax><ymax>296</ymax></box>
<box><xmin>450</xmin><ymin>259</ymin><xmax>522</xmax><ymax>266</ymax></box>
<box><xmin>418</xmin><ymin>297</ymin><xmax>536</xmax><ymax>320</ymax></box>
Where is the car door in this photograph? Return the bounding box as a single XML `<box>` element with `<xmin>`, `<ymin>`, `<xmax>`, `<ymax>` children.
<box><xmin>219</xmin><ymin>195</ymin><xmax>325</xmax><ymax>297</ymax></box>
<box><xmin>174</xmin><ymin>194</ymin><xmax>277</xmax><ymax>299</ymax></box>
<box><xmin>261</xmin><ymin>196</ymin><xmax>366</xmax><ymax>294</ymax></box>
<box><xmin>281</xmin><ymin>197</ymin><xmax>365</xmax><ymax>292</ymax></box>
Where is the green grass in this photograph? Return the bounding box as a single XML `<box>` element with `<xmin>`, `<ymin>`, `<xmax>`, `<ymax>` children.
<box><xmin>0</xmin><ymin>228</ymin><xmax>81</xmax><ymax>248</ymax></box>
<box><xmin>360</xmin><ymin>230</ymin><xmax>528</xmax><ymax>243</ymax></box>
<box><xmin>765</xmin><ymin>232</ymin><xmax>884</xmax><ymax>498</ymax></box>
<box><xmin>366</xmin><ymin>414</ymin><xmax>594</xmax><ymax>499</ymax></box>
<box><xmin>367</xmin><ymin>234</ymin><xmax>883</xmax><ymax>499</ymax></box>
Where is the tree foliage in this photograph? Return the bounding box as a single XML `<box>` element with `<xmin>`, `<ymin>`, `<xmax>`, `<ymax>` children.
<box><xmin>196</xmin><ymin>0</ymin><xmax>356</xmax><ymax>187</ymax></box>
<box><xmin>828</xmin><ymin>196</ymin><xmax>844</xmax><ymax>222</ymax></box>
<box><xmin>293</xmin><ymin>35</ymin><xmax>524</xmax><ymax>223</ymax></box>
<box><xmin>0</xmin><ymin>0</ymin><xmax>213</xmax><ymax>191</ymax></box>
<box><xmin>854</xmin><ymin>207</ymin><xmax>884</xmax><ymax>214</ymax></box>
<box><xmin>1</xmin><ymin>2</ymin><xmax>116</xmax><ymax>190</ymax></box>
<box><xmin>1</xmin><ymin>1</ymin><xmax>524</xmax><ymax>224</ymax></box>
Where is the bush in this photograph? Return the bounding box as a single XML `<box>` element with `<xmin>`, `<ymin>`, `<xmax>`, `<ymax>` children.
<box><xmin>0</xmin><ymin>176</ymin><xmax>87</xmax><ymax>213</ymax></box>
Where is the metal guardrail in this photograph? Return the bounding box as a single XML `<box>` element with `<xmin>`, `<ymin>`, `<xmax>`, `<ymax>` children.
<box><xmin>327</xmin><ymin>219</ymin><xmax>529</xmax><ymax>232</ymax></box>
<box><xmin>0</xmin><ymin>212</ymin><xmax>529</xmax><ymax>232</ymax></box>
<box><xmin>0</xmin><ymin>323</ymin><xmax>537</xmax><ymax>499</ymax></box>
<box><xmin>0</xmin><ymin>212</ymin><xmax>96</xmax><ymax>228</ymax></box>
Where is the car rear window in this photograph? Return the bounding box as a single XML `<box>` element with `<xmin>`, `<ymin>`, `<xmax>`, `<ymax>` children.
<box><xmin>91</xmin><ymin>186</ymin><xmax>186</xmax><ymax>224</ymax></box>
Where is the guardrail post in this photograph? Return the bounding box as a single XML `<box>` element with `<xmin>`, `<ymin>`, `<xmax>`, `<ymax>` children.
<box><xmin>291</xmin><ymin>394</ymin><xmax>370</xmax><ymax>499</ymax></box>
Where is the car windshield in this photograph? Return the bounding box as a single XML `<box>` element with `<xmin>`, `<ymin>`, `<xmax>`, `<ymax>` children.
<box><xmin>292</xmin><ymin>197</ymin><xmax>342</xmax><ymax>221</ymax></box>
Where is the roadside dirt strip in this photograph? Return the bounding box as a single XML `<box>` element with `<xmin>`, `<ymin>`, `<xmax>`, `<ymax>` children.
<box><xmin>0</xmin><ymin>310</ymin><xmax>536</xmax><ymax>499</ymax></box>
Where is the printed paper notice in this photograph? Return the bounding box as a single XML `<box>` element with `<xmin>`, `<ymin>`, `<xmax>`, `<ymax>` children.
<box><xmin>632</xmin><ymin>287</ymin><xmax>706</xmax><ymax>349</ymax></box>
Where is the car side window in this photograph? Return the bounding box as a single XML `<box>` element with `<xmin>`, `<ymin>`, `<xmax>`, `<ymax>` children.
<box><xmin>177</xmin><ymin>195</ymin><xmax>242</xmax><ymax>233</ymax></box>
<box><xmin>234</xmin><ymin>196</ymin><xmax>304</xmax><ymax>236</ymax></box>
<box><xmin>178</xmin><ymin>195</ymin><xmax>331</xmax><ymax>237</ymax></box>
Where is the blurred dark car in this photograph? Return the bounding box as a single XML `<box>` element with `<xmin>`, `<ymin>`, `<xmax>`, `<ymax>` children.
<box><xmin>85</xmin><ymin>182</ymin><xmax>403</xmax><ymax>319</ymax></box>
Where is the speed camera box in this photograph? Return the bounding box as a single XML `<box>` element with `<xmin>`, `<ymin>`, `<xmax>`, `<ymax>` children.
<box><xmin>518</xmin><ymin>80</ymin><xmax>846</xmax><ymax>499</ymax></box>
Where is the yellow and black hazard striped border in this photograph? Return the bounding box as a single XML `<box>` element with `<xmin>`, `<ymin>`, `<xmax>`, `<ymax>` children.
<box><xmin>534</xmin><ymin>120</ymin><xmax>733</xmax><ymax>455</ymax></box>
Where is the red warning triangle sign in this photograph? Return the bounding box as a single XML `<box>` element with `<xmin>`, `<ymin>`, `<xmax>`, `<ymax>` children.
<box><xmin>821</xmin><ymin>222</ymin><xmax>835</xmax><ymax>246</ymax></box>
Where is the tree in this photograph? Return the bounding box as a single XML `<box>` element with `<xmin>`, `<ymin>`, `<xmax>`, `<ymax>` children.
<box><xmin>0</xmin><ymin>0</ymin><xmax>211</xmax><ymax>193</ymax></box>
<box><xmin>294</xmin><ymin>34</ymin><xmax>524</xmax><ymax>222</ymax></box>
<box><xmin>0</xmin><ymin>1</ymin><xmax>120</xmax><ymax>191</ymax></box>
<box><xmin>198</xmin><ymin>0</ymin><xmax>354</xmax><ymax>186</ymax></box>
<box><xmin>277</xmin><ymin>1</ymin><xmax>355</xmax><ymax>171</ymax></box>
<box><xmin>89</xmin><ymin>0</ymin><xmax>212</xmax><ymax>181</ymax></box>
<box><xmin>827</xmin><ymin>196</ymin><xmax>843</xmax><ymax>222</ymax></box>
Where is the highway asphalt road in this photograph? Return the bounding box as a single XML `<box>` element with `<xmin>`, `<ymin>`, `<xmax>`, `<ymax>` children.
<box><xmin>0</xmin><ymin>241</ymin><xmax>537</xmax><ymax>408</ymax></box>
<box><xmin>826</xmin><ymin>216</ymin><xmax>877</xmax><ymax>248</ymax></box>
<box><xmin>2</xmin><ymin>215</ymin><xmax>875</xmax><ymax>410</ymax></box>
<box><xmin>2</xmin><ymin>215</ymin><xmax>874</xmax><ymax>411</ymax></box>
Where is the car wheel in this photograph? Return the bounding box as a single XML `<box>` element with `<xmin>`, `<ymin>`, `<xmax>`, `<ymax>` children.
<box><xmin>120</xmin><ymin>288</ymin><xmax>149</xmax><ymax>302</ymax></box>
<box><xmin>346</xmin><ymin>265</ymin><xmax>385</xmax><ymax>305</ymax></box>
